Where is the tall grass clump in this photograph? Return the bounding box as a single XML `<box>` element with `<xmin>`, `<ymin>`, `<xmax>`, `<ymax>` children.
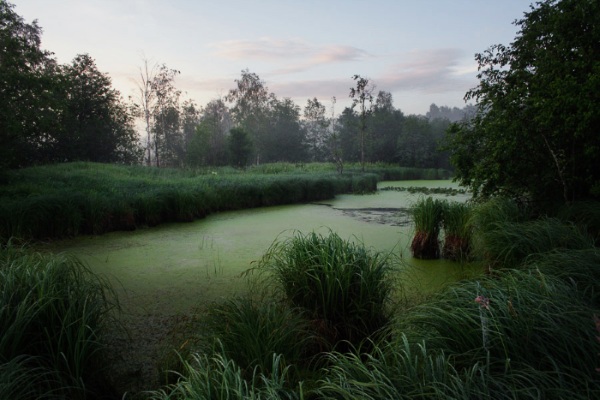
<box><xmin>147</xmin><ymin>348</ymin><xmax>304</xmax><ymax>400</ymax></box>
<box><xmin>0</xmin><ymin>245</ymin><xmax>119</xmax><ymax>399</ymax></box>
<box><xmin>410</xmin><ymin>197</ymin><xmax>445</xmax><ymax>259</ymax></box>
<box><xmin>472</xmin><ymin>216</ymin><xmax>593</xmax><ymax>268</ymax></box>
<box><xmin>256</xmin><ymin>231</ymin><xmax>396</xmax><ymax>350</ymax></box>
<box><xmin>442</xmin><ymin>201</ymin><xmax>473</xmax><ymax>261</ymax></box>
<box><xmin>316</xmin><ymin>268</ymin><xmax>600</xmax><ymax>399</ymax></box>
<box><xmin>204</xmin><ymin>295</ymin><xmax>314</xmax><ymax>377</ymax></box>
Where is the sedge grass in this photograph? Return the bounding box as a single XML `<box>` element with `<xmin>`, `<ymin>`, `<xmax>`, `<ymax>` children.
<box><xmin>410</xmin><ymin>197</ymin><xmax>445</xmax><ymax>259</ymax></box>
<box><xmin>442</xmin><ymin>201</ymin><xmax>473</xmax><ymax>261</ymax></box>
<box><xmin>255</xmin><ymin>231</ymin><xmax>396</xmax><ymax>351</ymax></box>
<box><xmin>146</xmin><ymin>347</ymin><xmax>304</xmax><ymax>400</ymax></box>
<box><xmin>316</xmin><ymin>267</ymin><xmax>600</xmax><ymax>399</ymax></box>
<box><xmin>204</xmin><ymin>295</ymin><xmax>314</xmax><ymax>378</ymax></box>
<box><xmin>0</xmin><ymin>245</ymin><xmax>120</xmax><ymax>399</ymax></box>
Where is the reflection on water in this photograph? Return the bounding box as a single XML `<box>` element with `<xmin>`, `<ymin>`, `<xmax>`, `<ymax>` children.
<box><xmin>41</xmin><ymin>180</ymin><xmax>479</xmax><ymax>315</ymax></box>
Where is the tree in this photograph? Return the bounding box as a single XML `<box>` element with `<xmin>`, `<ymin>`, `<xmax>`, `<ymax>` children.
<box><xmin>228</xmin><ymin>127</ymin><xmax>253</xmax><ymax>168</ymax></box>
<box><xmin>226</xmin><ymin>69</ymin><xmax>273</xmax><ymax>164</ymax></box>
<box><xmin>349</xmin><ymin>75</ymin><xmax>374</xmax><ymax>171</ymax></box>
<box><xmin>303</xmin><ymin>97</ymin><xmax>329</xmax><ymax>161</ymax></box>
<box><xmin>135</xmin><ymin>58</ymin><xmax>159</xmax><ymax>165</ymax></box>
<box><xmin>446</xmin><ymin>0</ymin><xmax>600</xmax><ymax>206</ymax></box>
<box><xmin>151</xmin><ymin>64</ymin><xmax>181</xmax><ymax>167</ymax></box>
<box><xmin>187</xmin><ymin>98</ymin><xmax>230</xmax><ymax>167</ymax></box>
<box><xmin>265</xmin><ymin>97</ymin><xmax>306</xmax><ymax>163</ymax></box>
<box><xmin>371</xmin><ymin>91</ymin><xmax>404</xmax><ymax>163</ymax></box>
<box><xmin>0</xmin><ymin>0</ymin><xmax>59</xmax><ymax>167</ymax></box>
<box><xmin>57</xmin><ymin>54</ymin><xmax>141</xmax><ymax>163</ymax></box>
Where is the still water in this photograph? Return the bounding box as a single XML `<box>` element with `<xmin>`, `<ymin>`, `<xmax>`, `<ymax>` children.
<box><xmin>42</xmin><ymin>180</ymin><xmax>478</xmax><ymax>316</ymax></box>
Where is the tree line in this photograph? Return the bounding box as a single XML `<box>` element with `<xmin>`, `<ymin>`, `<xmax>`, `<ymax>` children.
<box><xmin>1</xmin><ymin>0</ymin><xmax>472</xmax><ymax>171</ymax></box>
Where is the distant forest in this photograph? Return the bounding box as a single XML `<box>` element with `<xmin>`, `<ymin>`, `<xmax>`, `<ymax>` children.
<box><xmin>1</xmin><ymin>0</ymin><xmax>473</xmax><ymax>171</ymax></box>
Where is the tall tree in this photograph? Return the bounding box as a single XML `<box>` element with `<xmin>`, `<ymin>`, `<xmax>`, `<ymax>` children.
<box><xmin>228</xmin><ymin>127</ymin><xmax>253</xmax><ymax>168</ymax></box>
<box><xmin>303</xmin><ymin>97</ymin><xmax>329</xmax><ymax>161</ymax></box>
<box><xmin>265</xmin><ymin>97</ymin><xmax>306</xmax><ymax>163</ymax></box>
<box><xmin>151</xmin><ymin>64</ymin><xmax>181</xmax><ymax>167</ymax></box>
<box><xmin>371</xmin><ymin>91</ymin><xmax>404</xmax><ymax>163</ymax></box>
<box><xmin>135</xmin><ymin>58</ymin><xmax>159</xmax><ymax>165</ymax></box>
<box><xmin>446</xmin><ymin>0</ymin><xmax>600</xmax><ymax>206</ymax></box>
<box><xmin>58</xmin><ymin>54</ymin><xmax>141</xmax><ymax>163</ymax></box>
<box><xmin>349</xmin><ymin>75</ymin><xmax>374</xmax><ymax>171</ymax></box>
<box><xmin>226</xmin><ymin>69</ymin><xmax>272</xmax><ymax>164</ymax></box>
<box><xmin>187</xmin><ymin>98</ymin><xmax>230</xmax><ymax>167</ymax></box>
<box><xmin>0</xmin><ymin>0</ymin><xmax>59</xmax><ymax>167</ymax></box>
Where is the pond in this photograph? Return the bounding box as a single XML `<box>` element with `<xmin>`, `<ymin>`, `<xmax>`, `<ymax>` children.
<box><xmin>42</xmin><ymin>180</ymin><xmax>477</xmax><ymax>316</ymax></box>
<box><xmin>38</xmin><ymin>179</ymin><xmax>480</xmax><ymax>390</ymax></box>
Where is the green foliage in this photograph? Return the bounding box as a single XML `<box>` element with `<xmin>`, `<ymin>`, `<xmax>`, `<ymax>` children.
<box><xmin>0</xmin><ymin>245</ymin><xmax>119</xmax><ymax>399</ymax></box>
<box><xmin>256</xmin><ymin>231</ymin><xmax>396</xmax><ymax>350</ymax></box>
<box><xmin>446</xmin><ymin>0</ymin><xmax>600</xmax><ymax>206</ymax></box>
<box><xmin>229</xmin><ymin>127</ymin><xmax>254</xmax><ymax>168</ymax></box>
<box><xmin>410</xmin><ymin>197</ymin><xmax>445</xmax><ymax>259</ymax></box>
<box><xmin>147</xmin><ymin>349</ymin><xmax>304</xmax><ymax>400</ymax></box>
<box><xmin>442</xmin><ymin>201</ymin><xmax>473</xmax><ymax>261</ymax></box>
<box><xmin>0</xmin><ymin>162</ymin><xmax>385</xmax><ymax>241</ymax></box>
<box><xmin>318</xmin><ymin>267</ymin><xmax>600</xmax><ymax>399</ymax></box>
<box><xmin>205</xmin><ymin>296</ymin><xmax>313</xmax><ymax>377</ymax></box>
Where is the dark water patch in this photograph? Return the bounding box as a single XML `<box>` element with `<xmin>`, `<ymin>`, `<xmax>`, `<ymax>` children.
<box><xmin>339</xmin><ymin>207</ymin><xmax>411</xmax><ymax>226</ymax></box>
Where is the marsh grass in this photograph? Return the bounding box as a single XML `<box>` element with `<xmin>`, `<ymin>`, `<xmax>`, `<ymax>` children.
<box><xmin>410</xmin><ymin>197</ymin><xmax>445</xmax><ymax>259</ymax></box>
<box><xmin>147</xmin><ymin>348</ymin><xmax>304</xmax><ymax>400</ymax></box>
<box><xmin>254</xmin><ymin>231</ymin><xmax>396</xmax><ymax>351</ymax></box>
<box><xmin>442</xmin><ymin>201</ymin><xmax>473</xmax><ymax>261</ymax></box>
<box><xmin>0</xmin><ymin>162</ymin><xmax>403</xmax><ymax>242</ymax></box>
<box><xmin>204</xmin><ymin>295</ymin><xmax>314</xmax><ymax>378</ymax></box>
<box><xmin>317</xmin><ymin>267</ymin><xmax>600</xmax><ymax>399</ymax></box>
<box><xmin>0</xmin><ymin>245</ymin><xmax>119</xmax><ymax>399</ymax></box>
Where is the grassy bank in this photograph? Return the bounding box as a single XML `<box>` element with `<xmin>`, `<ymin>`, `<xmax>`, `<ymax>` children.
<box><xmin>0</xmin><ymin>162</ymin><xmax>451</xmax><ymax>242</ymax></box>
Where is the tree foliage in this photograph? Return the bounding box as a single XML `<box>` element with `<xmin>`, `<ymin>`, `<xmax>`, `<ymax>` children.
<box><xmin>1</xmin><ymin>1</ymin><xmax>141</xmax><ymax>168</ymax></box>
<box><xmin>446</xmin><ymin>0</ymin><xmax>600</xmax><ymax>206</ymax></box>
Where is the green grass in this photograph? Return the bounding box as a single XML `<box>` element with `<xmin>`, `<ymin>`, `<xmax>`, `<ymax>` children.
<box><xmin>0</xmin><ymin>244</ymin><xmax>120</xmax><ymax>399</ymax></box>
<box><xmin>316</xmin><ymin>266</ymin><xmax>600</xmax><ymax>399</ymax></box>
<box><xmin>410</xmin><ymin>197</ymin><xmax>445</xmax><ymax>259</ymax></box>
<box><xmin>254</xmin><ymin>231</ymin><xmax>397</xmax><ymax>351</ymax></box>
<box><xmin>442</xmin><ymin>201</ymin><xmax>473</xmax><ymax>261</ymax></box>
<box><xmin>0</xmin><ymin>162</ymin><xmax>448</xmax><ymax>242</ymax></box>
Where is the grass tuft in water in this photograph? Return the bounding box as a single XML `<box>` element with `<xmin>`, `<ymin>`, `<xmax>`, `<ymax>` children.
<box><xmin>410</xmin><ymin>197</ymin><xmax>445</xmax><ymax>259</ymax></box>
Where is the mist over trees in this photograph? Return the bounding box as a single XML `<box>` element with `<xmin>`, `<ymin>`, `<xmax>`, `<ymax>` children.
<box><xmin>2</xmin><ymin>0</ymin><xmax>471</xmax><ymax>171</ymax></box>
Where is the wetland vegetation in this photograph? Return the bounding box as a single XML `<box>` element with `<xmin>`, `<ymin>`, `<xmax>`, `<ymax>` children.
<box><xmin>2</xmin><ymin>0</ymin><xmax>600</xmax><ymax>398</ymax></box>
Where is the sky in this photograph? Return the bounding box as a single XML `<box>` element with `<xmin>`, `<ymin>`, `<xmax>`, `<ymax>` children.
<box><xmin>12</xmin><ymin>0</ymin><xmax>532</xmax><ymax>115</ymax></box>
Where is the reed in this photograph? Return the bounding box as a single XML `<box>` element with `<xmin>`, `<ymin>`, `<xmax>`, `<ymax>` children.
<box><xmin>205</xmin><ymin>295</ymin><xmax>314</xmax><ymax>377</ymax></box>
<box><xmin>410</xmin><ymin>197</ymin><xmax>445</xmax><ymax>259</ymax></box>
<box><xmin>472</xmin><ymin>217</ymin><xmax>593</xmax><ymax>268</ymax></box>
<box><xmin>0</xmin><ymin>245</ymin><xmax>119</xmax><ymax>399</ymax></box>
<box><xmin>442</xmin><ymin>201</ymin><xmax>473</xmax><ymax>261</ymax></box>
<box><xmin>0</xmin><ymin>162</ymin><xmax>389</xmax><ymax>242</ymax></box>
<box><xmin>316</xmin><ymin>267</ymin><xmax>600</xmax><ymax>399</ymax></box>
<box><xmin>256</xmin><ymin>231</ymin><xmax>396</xmax><ymax>351</ymax></box>
<box><xmin>146</xmin><ymin>348</ymin><xmax>304</xmax><ymax>400</ymax></box>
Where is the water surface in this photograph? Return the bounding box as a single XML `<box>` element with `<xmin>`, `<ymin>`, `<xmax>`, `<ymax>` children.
<box><xmin>43</xmin><ymin>180</ymin><xmax>477</xmax><ymax>315</ymax></box>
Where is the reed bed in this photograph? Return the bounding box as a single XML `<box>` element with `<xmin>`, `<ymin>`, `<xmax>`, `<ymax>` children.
<box><xmin>0</xmin><ymin>162</ymin><xmax>395</xmax><ymax>242</ymax></box>
<box><xmin>0</xmin><ymin>244</ymin><xmax>119</xmax><ymax>399</ymax></box>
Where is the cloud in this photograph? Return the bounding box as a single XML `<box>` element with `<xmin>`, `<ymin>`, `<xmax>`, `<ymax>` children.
<box><xmin>210</xmin><ymin>38</ymin><xmax>370</xmax><ymax>74</ymax></box>
<box><xmin>378</xmin><ymin>48</ymin><xmax>475</xmax><ymax>94</ymax></box>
